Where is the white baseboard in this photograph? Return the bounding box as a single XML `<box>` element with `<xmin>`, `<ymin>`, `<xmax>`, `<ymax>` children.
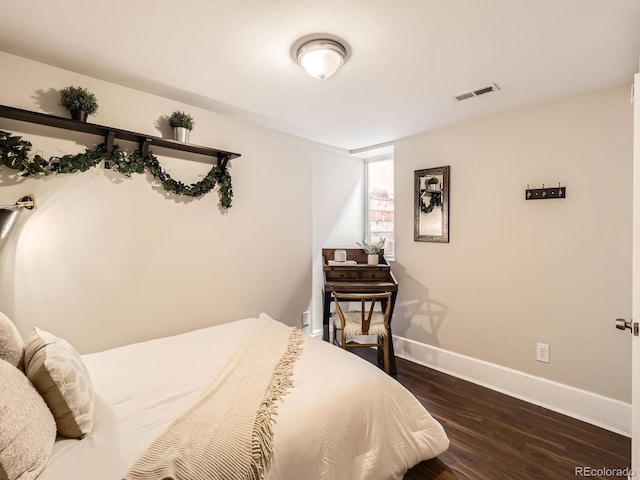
<box><xmin>309</xmin><ymin>329</ymin><xmax>323</xmax><ymax>339</ymax></box>
<box><xmin>393</xmin><ymin>335</ymin><xmax>632</xmax><ymax>437</ymax></box>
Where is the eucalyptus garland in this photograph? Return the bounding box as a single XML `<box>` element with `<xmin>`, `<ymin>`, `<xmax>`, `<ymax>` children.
<box><xmin>0</xmin><ymin>130</ymin><xmax>233</xmax><ymax>209</ymax></box>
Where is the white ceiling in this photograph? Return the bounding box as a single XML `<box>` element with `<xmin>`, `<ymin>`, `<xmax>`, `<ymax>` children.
<box><xmin>1</xmin><ymin>0</ymin><xmax>639</xmax><ymax>151</ymax></box>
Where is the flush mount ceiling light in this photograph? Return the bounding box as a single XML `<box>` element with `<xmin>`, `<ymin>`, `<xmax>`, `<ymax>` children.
<box><xmin>293</xmin><ymin>36</ymin><xmax>349</xmax><ymax>80</ymax></box>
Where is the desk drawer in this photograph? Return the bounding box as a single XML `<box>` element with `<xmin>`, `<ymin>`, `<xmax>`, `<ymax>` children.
<box><xmin>326</xmin><ymin>270</ymin><xmax>358</xmax><ymax>280</ymax></box>
<box><xmin>357</xmin><ymin>270</ymin><xmax>389</xmax><ymax>280</ymax></box>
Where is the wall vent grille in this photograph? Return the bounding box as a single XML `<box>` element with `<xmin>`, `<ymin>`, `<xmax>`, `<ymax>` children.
<box><xmin>452</xmin><ymin>83</ymin><xmax>500</xmax><ymax>102</ymax></box>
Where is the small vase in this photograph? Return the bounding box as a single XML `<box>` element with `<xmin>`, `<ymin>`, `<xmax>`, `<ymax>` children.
<box><xmin>367</xmin><ymin>254</ymin><xmax>378</xmax><ymax>265</ymax></box>
<box><xmin>173</xmin><ymin>127</ymin><xmax>190</xmax><ymax>143</ymax></box>
<box><xmin>70</xmin><ymin>109</ymin><xmax>88</xmax><ymax>122</ymax></box>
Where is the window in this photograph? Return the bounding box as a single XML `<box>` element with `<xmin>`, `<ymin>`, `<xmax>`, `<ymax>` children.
<box><xmin>365</xmin><ymin>155</ymin><xmax>394</xmax><ymax>259</ymax></box>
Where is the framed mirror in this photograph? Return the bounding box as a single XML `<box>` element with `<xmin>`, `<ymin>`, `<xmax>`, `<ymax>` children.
<box><xmin>414</xmin><ymin>166</ymin><xmax>450</xmax><ymax>243</ymax></box>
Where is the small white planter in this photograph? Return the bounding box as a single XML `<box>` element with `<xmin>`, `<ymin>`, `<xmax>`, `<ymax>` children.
<box><xmin>367</xmin><ymin>254</ymin><xmax>379</xmax><ymax>265</ymax></box>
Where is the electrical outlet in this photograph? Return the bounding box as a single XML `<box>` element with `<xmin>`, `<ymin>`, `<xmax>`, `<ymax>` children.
<box><xmin>536</xmin><ymin>343</ymin><xmax>550</xmax><ymax>363</ymax></box>
<box><xmin>302</xmin><ymin>311</ymin><xmax>310</xmax><ymax>327</ymax></box>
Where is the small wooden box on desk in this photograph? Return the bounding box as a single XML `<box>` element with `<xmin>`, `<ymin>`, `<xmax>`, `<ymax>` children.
<box><xmin>321</xmin><ymin>248</ymin><xmax>399</xmax><ymax>374</ymax></box>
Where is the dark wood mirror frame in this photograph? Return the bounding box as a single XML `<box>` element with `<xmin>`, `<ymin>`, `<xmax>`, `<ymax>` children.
<box><xmin>414</xmin><ymin>166</ymin><xmax>450</xmax><ymax>243</ymax></box>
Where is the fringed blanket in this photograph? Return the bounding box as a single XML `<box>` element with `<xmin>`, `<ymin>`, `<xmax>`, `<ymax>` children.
<box><xmin>123</xmin><ymin>314</ymin><xmax>304</xmax><ymax>480</ymax></box>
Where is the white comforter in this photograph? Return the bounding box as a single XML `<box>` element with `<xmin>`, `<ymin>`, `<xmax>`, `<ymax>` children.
<box><xmin>39</xmin><ymin>315</ymin><xmax>448</xmax><ymax>480</ymax></box>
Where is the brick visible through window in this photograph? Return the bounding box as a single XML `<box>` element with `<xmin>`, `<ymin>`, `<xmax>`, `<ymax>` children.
<box><xmin>366</xmin><ymin>157</ymin><xmax>394</xmax><ymax>258</ymax></box>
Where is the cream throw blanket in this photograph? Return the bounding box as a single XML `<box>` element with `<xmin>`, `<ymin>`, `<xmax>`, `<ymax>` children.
<box><xmin>124</xmin><ymin>315</ymin><xmax>304</xmax><ymax>480</ymax></box>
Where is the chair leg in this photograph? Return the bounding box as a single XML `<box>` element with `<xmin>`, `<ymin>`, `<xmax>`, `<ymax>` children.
<box><xmin>383</xmin><ymin>335</ymin><xmax>390</xmax><ymax>375</ymax></box>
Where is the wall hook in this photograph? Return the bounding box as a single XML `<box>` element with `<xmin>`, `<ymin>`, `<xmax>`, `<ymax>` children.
<box><xmin>526</xmin><ymin>183</ymin><xmax>567</xmax><ymax>200</ymax></box>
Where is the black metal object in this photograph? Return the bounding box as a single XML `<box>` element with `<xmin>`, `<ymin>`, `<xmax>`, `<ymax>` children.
<box><xmin>616</xmin><ymin>318</ymin><xmax>632</xmax><ymax>331</ymax></box>
<box><xmin>0</xmin><ymin>105</ymin><xmax>241</xmax><ymax>166</ymax></box>
<box><xmin>19</xmin><ymin>195</ymin><xmax>36</xmax><ymax>210</ymax></box>
<box><xmin>616</xmin><ymin>318</ymin><xmax>639</xmax><ymax>336</ymax></box>
<box><xmin>526</xmin><ymin>185</ymin><xmax>566</xmax><ymax>200</ymax></box>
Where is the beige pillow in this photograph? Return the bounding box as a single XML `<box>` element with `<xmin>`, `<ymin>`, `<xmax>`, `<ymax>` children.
<box><xmin>0</xmin><ymin>358</ymin><xmax>56</xmax><ymax>480</ymax></box>
<box><xmin>24</xmin><ymin>328</ymin><xmax>95</xmax><ymax>439</ymax></box>
<box><xmin>0</xmin><ymin>312</ymin><xmax>24</xmax><ymax>370</ymax></box>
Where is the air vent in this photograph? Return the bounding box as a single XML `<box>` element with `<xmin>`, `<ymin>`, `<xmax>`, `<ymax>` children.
<box><xmin>452</xmin><ymin>83</ymin><xmax>500</xmax><ymax>102</ymax></box>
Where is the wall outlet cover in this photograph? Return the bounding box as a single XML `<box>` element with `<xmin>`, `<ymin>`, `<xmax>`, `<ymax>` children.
<box><xmin>536</xmin><ymin>343</ymin><xmax>550</xmax><ymax>363</ymax></box>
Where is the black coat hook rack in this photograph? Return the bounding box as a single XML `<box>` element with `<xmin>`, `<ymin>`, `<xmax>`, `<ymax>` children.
<box><xmin>526</xmin><ymin>183</ymin><xmax>566</xmax><ymax>200</ymax></box>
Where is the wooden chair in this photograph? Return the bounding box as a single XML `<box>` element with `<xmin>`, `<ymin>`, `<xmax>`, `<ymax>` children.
<box><xmin>332</xmin><ymin>291</ymin><xmax>393</xmax><ymax>374</ymax></box>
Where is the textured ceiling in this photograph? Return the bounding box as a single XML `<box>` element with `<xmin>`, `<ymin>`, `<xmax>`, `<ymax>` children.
<box><xmin>0</xmin><ymin>0</ymin><xmax>638</xmax><ymax>151</ymax></box>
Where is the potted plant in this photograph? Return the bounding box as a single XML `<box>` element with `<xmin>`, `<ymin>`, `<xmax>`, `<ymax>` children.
<box><xmin>357</xmin><ymin>238</ymin><xmax>385</xmax><ymax>265</ymax></box>
<box><xmin>427</xmin><ymin>177</ymin><xmax>439</xmax><ymax>191</ymax></box>
<box><xmin>59</xmin><ymin>86</ymin><xmax>99</xmax><ymax>122</ymax></box>
<box><xmin>169</xmin><ymin>111</ymin><xmax>195</xmax><ymax>143</ymax></box>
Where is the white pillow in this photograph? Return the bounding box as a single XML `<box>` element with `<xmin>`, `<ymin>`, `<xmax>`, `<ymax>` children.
<box><xmin>0</xmin><ymin>358</ymin><xmax>56</xmax><ymax>480</ymax></box>
<box><xmin>0</xmin><ymin>311</ymin><xmax>24</xmax><ymax>370</ymax></box>
<box><xmin>24</xmin><ymin>328</ymin><xmax>95</xmax><ymax>439</ymax></box>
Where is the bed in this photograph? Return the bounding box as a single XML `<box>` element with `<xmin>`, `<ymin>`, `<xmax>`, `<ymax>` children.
<box><xmin>4</xmin><ymin>313</ymin><xmax>448</xmax><ymax>480</ymax></box>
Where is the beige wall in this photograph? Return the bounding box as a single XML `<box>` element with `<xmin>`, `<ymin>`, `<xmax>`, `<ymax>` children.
<box><xmin>311</xmin><ymin>147</ymin><xmax>364</xmax><ymax>331</ymax></box>
<box><xmin>1</xmin><ymin>51</ymin><xmax>632</xmax><ymax>404</ymax></box>
<box><xmin>0</xmin><ymin>52</ymin><xmax>339</xmax><ymax>353</ymax></box>
<box><xmin>393</xmin><ymin>85</ymin><xmax>633</xmax><ymax>401</ymax></box>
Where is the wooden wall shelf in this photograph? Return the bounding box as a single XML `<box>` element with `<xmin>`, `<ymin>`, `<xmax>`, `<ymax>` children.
<box><xmin>0</xmin><ymin>105</ymin><xmax>240</xmax><ymax>168</ymax></box>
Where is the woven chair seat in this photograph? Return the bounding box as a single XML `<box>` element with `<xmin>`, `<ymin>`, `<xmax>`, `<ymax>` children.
<box><xmin>333</xmin><ymin>312</ymin><xmax>388</xmax><ymax>337</ymax></box>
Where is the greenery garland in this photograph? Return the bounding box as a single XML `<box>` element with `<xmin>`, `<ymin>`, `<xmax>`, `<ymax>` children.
<box><xmin>0</xmin><ymin>130</ymin><xmax>233</xmax><ymax>209</ymax></box>
<box><xmin>419</xmin><ymin>189</ymin><xmax>442</xmax><ymax>214</ymax></box>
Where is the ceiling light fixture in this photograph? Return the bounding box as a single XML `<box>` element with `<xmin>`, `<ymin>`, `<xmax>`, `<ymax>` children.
<box><xmin>295</xmin><ymin>37</ymin><xmax>348</xmax><ymax>80</ymax></box>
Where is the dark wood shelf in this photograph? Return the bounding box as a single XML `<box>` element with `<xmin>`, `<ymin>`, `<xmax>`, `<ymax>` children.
<box><xmin>0</xmin><ymin>105</ymin><xmax>240</xmax><ymax>167</ymax></box>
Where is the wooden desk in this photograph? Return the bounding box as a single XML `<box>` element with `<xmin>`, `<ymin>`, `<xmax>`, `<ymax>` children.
<box><xmin>322</xmin><ymin>248</ymin><xmax>399</xmax><ymax>375</ymax></box>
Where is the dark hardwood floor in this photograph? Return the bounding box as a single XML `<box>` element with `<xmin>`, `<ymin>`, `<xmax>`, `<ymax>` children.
<box><xmin>355</xmin><ymin>349</ymin><xmax>631</xmax><ymax>480</ymax></box>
